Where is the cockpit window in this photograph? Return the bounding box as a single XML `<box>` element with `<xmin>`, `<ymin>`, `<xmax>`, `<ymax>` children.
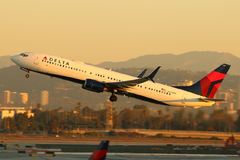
<box><xmin>20</xmin><ymin>53</ymin><xmax>29</xmax><ymax>57</ymax></box>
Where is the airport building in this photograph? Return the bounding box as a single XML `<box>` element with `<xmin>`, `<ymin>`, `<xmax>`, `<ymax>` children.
<box><xmin>2</xmin><ymin>90</ymin><xmax>30</xmax><ymax>106</ymax></box>
<box><xmin>215</xmin><ymin>89</ymin><xmax>239</xmax><ymax>120</ymax></box>
<box><xmin>3</xmin><ymin>90</ymin><xmax>11</xmax><ymax>105</ymax></box>
<box><xmin>19</xmin><ymin>92</ymin><xmax>29</xmax><ymax>104</ymax></box>
<box><xmin>0</xmin><ymin>107</ymin><xmax>34</xmax><ymax>119</ymax></box>
<box><xmin>40</xmin><ymin>90</ymin><xmax>49</xmax><ymax>106</ymax></box>
<box><xmin>179</xmin><ymin>80</ymin><xmax>194</xmax><ymax>86</ymax></box>
<box><xmin>10</xmin><ymin>92</ymin><xmax>17</xmax><ymax>105</ymax></box>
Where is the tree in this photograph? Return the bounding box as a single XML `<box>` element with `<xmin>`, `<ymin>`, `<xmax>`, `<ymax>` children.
<box><xmin>235</xmin><ymin>110</ymin><xmax>240</xmax><ymax>131</ymax></box>
<box><xmin>209</xmin><ymin>109</ymin><xmax>235</xmax><ymax>132</ymax></box>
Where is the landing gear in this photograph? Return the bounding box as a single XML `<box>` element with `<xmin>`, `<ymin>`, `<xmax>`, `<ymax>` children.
<box><xmin>25</xmin><ymin>74</ymin><xmax>30</xmax><ymax>79</ymax></box>
<box><xmin>20</xmin><ymin>67</ymin><xmax>30</xmax><ymax>79</ymax></box>
<box><xmin>109</xmin><ymin>94</ymin><xmax>117</xmax><ymax>102</ymax></box>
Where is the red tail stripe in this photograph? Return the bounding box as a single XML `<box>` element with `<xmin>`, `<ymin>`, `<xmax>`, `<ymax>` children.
<box><xmin>207</xmin><ymin>71</ymin><xmax>225</xmax><ymax>81</ymax></box>
<box><xmin>200</xmin><ymin>78</ymin><xmax>210</xmax><ymax>96</ymax></box>
<box><xmin>209</xmin><ymin>83</ymin><xmax>221</xmax><ymax>98</ymax></box>
<box><xmin>200</xmin><ymin>71</ymin><xmax>226</xmax><ymax>97</ymax></box>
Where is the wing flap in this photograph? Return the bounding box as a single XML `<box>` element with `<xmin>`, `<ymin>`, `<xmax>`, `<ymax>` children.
<box><xmin>199</xmin><ymin>98</ymin><xmax>225</xmax><ymax>102</ymax></box>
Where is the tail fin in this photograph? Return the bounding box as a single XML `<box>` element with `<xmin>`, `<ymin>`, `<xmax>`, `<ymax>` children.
<box><xmin>175</xmin><ymin>64</ymin><xmax>231</xmax><ymax>98</ymax></box>
<box><xmin>89</xmin><ymin>140</ymin><xmax>109</xmax><ymax>160</ymax></box>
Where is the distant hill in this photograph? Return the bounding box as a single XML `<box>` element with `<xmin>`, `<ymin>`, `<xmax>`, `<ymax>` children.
<box><xmin>0</xmin><ymin>56</ymin><xmax>14</xmax><ymax>69</ymax></box>
<box><xmin>1</xmin><ymin>51</ymin><xmax>239</xmax><ymax>74</ymax></box>
<box><xmin>99</xmin><ymin>51</ymin><xmax>240</xmax><ymax>75</ymax></box>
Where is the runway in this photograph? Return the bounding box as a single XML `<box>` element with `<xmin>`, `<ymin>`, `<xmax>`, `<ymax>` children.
<box><xmin>0</xmin><ymin>150</ymin><xmax>239</xmax><ymax>160</ymax></box>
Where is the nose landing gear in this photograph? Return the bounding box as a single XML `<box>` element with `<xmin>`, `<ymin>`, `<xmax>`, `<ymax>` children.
<box><xmin>20</xmin><ymin>67</ymin><xmax>30</xmax><ymax>79</ymax></box>
<box><xmin>25</xmin><ymin>74</ymin><xmax>30</xmax><ymax>79</ymax></box>
<box><xmin>109</xmin><ymin>94</ymin><xmax>117</xmax><ymax>102</ymax></box>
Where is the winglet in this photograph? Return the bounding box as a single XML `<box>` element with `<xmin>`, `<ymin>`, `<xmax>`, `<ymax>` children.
<box><xmin>137</xmin><ymin>69</ymin><xmax>147</xmax><ymax>78</ymax></box>
<box><xmin>146</xmin><ymin>66</ymin><xmax>161</xmax><ymax>82</ymax></box>
<box><xmin>89</xmin><ymin>140</ymin><xmax>109</xmax><ymax>160</ymax></box>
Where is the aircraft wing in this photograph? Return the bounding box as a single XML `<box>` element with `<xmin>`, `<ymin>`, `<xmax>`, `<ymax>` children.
<box><xmin>105</xmin><ymin>66</ymin><xmax>160</xmax><ymax>89</ymax></box>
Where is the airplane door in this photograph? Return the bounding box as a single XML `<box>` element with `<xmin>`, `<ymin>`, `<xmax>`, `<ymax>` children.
<box><xmin>182</xmin><ymin>94</ymin><xmax>186</xmax><ymax>105</ymax></box>
<box><xmin>34</xmin><ymin>56</ymin><xmax>39</xmax><ymax>65</ymax></box>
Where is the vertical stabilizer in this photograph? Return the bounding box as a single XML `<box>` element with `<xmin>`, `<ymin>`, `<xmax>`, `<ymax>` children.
<box><xmin>175</xmin><ymin>64</ymin><xmax>231</xmax><ymax>98</ymax></box>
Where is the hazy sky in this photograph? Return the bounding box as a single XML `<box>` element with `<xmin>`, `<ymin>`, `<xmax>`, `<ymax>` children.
<box><xmin>1</xmin><ymin>0</ymin><xmax>240</xmax><ymax>63</ymax></box>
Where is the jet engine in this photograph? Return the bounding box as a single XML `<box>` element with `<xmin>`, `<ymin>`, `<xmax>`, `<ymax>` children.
<box><xmin>83</xmin><ymin>79</ymin><xmax>105</xmax><ymax>93</ymax></box>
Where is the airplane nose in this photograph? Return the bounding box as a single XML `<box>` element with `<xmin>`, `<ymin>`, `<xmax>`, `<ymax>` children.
<box><xmin>11</xmin><ymin>55</ymin><xmax>17</xmax><ymax>64</ymax></box>
<box><xmin>11</xmin><ymin>55</ymin><xmax>20</xmax><ymax>65</ymax></box>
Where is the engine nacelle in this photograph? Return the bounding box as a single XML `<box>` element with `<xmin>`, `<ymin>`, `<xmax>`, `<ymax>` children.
<box><xmin>83</xmin><ymin>79</ymin><xmax>105</xmax><ymax>93</ymax></box>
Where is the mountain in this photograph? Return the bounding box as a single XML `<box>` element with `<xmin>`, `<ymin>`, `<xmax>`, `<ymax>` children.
<box><xmin>0</xmin><ymin>56</ymin><xmax>15</xmax><ymax>69</ymax></box>
<box><xmin>99</xmin><ymin>51</ymin><xmax>240</xmax><ymax>75</ymax></box>
<box><xmin>1</xmin><ymin>51</ymin><xmax>239</xmax><ymax>74</ymax></box>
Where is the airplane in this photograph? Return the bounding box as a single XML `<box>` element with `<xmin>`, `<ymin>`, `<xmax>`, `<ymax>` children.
<box><xmin>16</xmin><ymin>140</ymin><xmax>109</xmax><ymax>159</ymax></box>
<box><xmin>11</xmin><ymin>52</ymin><xmax>231</xmax><ymax>108</ymax></box>
<box><xmin>16</xmin><ymin>144</ymin><xmax>61</xmax><ymax>157</ymax></box>
<box><xmin>89</xmin><ymin>140</ymin><xmax>109</xmax><ymax>160</ymax></box>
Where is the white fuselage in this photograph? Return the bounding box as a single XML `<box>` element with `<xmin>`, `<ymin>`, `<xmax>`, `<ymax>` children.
<box><xmin>11</xmin><ymin>54</ymin><xmax>215</xmax><ymax>107</ymax></box>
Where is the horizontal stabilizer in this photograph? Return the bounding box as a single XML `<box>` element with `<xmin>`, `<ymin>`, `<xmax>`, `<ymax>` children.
<box><xmin>199</xmin><ymin>98</ymin><xmax>225</xmax><ymax>102</ymax></box>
